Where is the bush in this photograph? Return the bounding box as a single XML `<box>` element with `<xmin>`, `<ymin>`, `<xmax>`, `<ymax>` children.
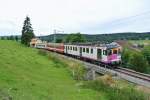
<box><xmin>38</xmin><ymin>49</ymin><xmax>48</xmax><ymax>56</ymax></box>
<box><xmin>71</xmin><ymin>64</ymin><xmax>86</xmax><ymax>80</ymax></box>
<box><xmin>129</xmin><ymin>52</ymin><xmax>149</xmax><ymax>72</ymax></box>
<box><xmin>83</xmin><ymin>76</ymin><xmax>146</xmax><ymax>100</ymax></box>
<box><xmin>122</xmin><ymin>48</ymin><xmax>150</xmax><ymax>73</ymax></box>
<box><xmin>142</xmin><ymin>46</ymin><xmax>150</xmax><ymax>65</ymax></box>
<box><xmin>121</xmin><ymin>48</ymin><xmax>131</xmax><ymax>67</ymax></box>
<box><xmin>48</xmin><ymin>53</ymin><xmax>67</xmax><ymax>68</ymax></box>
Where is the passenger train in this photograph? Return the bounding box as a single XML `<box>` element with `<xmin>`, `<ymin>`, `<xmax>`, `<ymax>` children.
<box><xmin>30</xmin><ymin>38</ymin><xmax>122</xmax><ymax>66</ymax></box>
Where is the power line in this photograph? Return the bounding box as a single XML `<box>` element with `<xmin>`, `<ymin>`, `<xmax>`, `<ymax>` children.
<box><xmin>97</xmin><ymin>10</ymin><xmax>150</xmax><ymax>32</ymax></box>
<box><xmin>105</xmin><ymin>10</ymin><xmax>150</xmax><ymax>26</ymax></box>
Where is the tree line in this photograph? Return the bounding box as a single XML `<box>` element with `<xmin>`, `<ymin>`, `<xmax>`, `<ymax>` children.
<box><xmin>39</xmin><ymin>32</ymin><xmax>150</xmax><ymax>43</ymax></box>
<box><xmin>0</xmin><ymin>35</ymin><xmax>19</xmax><ymax>41</ymax></box>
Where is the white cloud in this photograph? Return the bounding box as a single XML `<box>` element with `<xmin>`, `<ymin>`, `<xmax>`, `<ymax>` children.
<box><xmin>0</xmin><ymin>0</ymin><xmax>149</xmax><ymax>36</ymax></box>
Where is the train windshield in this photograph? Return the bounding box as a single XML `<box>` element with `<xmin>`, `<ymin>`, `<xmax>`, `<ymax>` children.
<box><xmin>107</xmin><ymin>49</ymin><xmax>112</xmax><ymax>55</ymax></box>
<box><xmin>105</xmin><ymin>48</ymin><xmax>121</xmax><ymax>56</ymax></box>
<box><xmin>113</xmin><ymin>50</ymin><xmax>117</xmax><ymax>54</ymax></box>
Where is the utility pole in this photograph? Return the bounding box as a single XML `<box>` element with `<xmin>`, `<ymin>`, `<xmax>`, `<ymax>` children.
<box><xmin>53</xmin><ymin>29</ymin><xmax>64</xmax><ymax>43</ymax></box>
<box><xmin>53</xmin><ymin>29</ymin><xmax>56</xmax><ymax>43</ymax></box>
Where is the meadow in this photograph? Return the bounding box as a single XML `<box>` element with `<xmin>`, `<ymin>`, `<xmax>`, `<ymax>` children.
<box><xmin>0</xmin><ymin>40</ymin><xmax>103</xmax><ymax>100</ymax></box>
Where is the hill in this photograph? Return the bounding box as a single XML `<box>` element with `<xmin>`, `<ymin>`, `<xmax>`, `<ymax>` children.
<box><xmin>39</xmin><ymin>32</ymin><xmax>150</xmax><ymax>42</ymax></box>
<box><xmin>0</xmin><ymin>40</ymin><xmax>102</xmax><ymax>100</ymax></box>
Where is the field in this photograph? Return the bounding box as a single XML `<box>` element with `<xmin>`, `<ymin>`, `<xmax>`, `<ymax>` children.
<box><xmin>129</xmin><ymin>40</ymin><xmax>150</xmax><ymax>45</ymax></box>
<box><xmin>117</xmin><ymin>40</ymin><xmax>150</xmax><ymax>51</ymax></box>
<box><xmin>0</xmin><ymin>40</ymin><xmax>104</xmax><ymax>100</ymax></box>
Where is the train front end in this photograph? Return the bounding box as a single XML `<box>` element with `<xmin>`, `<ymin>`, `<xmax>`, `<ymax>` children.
<box><xmin>107</xmin><ymin>48</ymin><xmax>121</xmax><ymax>65</ymax></box>
<box><xmin>102</xmin><ymin>42</ymin><xmax>122</xmax><ymax>66</ymax></box>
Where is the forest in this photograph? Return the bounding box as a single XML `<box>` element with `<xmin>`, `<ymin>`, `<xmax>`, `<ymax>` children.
<box><xmin>38</xmin><ymin>32</ymin><xmax>150</xmax><ymax>43</ymax></box>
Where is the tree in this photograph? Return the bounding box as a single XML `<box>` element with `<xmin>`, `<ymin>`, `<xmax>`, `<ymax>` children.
<box><xmin>6</xmin><ymin>36</ymin><xmax>10</xmax><ymax>40</ymax></box>
<box><xmin>1</xmin><ymin>36</ymin><xmax>5</xmax><ymax>40</ymax></box>
<box><xmin>56</xmin><ymin>38</ymin><xmax>63</xmax><ymax>43</ymax></box>
<box><xmin>10</xmin><ymin>35</ymin><xmax>14</xmax><ymax>40</ymax></box>
<box><xmin>21</xmin><ymin>16</ymin><xmax>35</xmax><ymax>46</ymax></box>
<box><xmin>129</xmin><ymin>52</ymin><xmax>149</xmax><ymax>73</ymax></box>
<box><xmin>65</xmin><ymin>33</ymin><xmax>86</xmax><ymax>43</ymax></box>
<box><xmin>121</xmin><ymin>48</ymin><xmax>130</xmax><ymax>66</ymax></box>
<box><xmin>142</xmin><ymin>46</ymin><xmax>150</xmax><ymax>65</ymax></box>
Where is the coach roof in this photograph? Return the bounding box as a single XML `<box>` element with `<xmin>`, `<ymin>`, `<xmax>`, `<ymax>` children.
<box><xmin>65</xmin><ymin>42</ymin><xmax>121</xmax><ymax>49</ymax></box>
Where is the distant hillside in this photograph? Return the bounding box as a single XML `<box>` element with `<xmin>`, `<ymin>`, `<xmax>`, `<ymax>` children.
<box><xmin>39</xmin><ymin>32</ymin><xmax>150</xmax><ymax>43</ymax></box>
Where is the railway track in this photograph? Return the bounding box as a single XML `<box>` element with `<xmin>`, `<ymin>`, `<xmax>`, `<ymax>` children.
<box><xmin>65</xmin><ymin>54</ymin><xmax>150</xmax><ymax>87</ymax></box>
<box><xmin>44</xmin><ymin>49</ymin><xmax>150</xmax><ymax>87</ymax></box>
<box><xmin>115</xmin><ymin>67</ymin><xmax>150</xmax><ymax>82</ymax></box>
<box><xmin>63</xmin><ymin>52</ymin><xmax>150</xmax><ymax>82</ymax></box>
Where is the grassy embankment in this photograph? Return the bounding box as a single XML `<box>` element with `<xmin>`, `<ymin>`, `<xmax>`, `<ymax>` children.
<box><xmin>0</xmin><ymin>40</ymin><xmax>149</xmax><ymax>100</ymax></box>
<box><xmin>0</xmin><ymin>40</ymin><xmax>103</xmax><ymax>100</ymax></box>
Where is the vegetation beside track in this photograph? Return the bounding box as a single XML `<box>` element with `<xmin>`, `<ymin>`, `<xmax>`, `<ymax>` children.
<box><xmin>121</xmin><ymin>40</ymin><xmax>150</xmax><ymax>74</ymax></box>
<box><xmin>83</xmin><ymin>75</ymin><xmax>150</xmax><ymax>100</ymax></box>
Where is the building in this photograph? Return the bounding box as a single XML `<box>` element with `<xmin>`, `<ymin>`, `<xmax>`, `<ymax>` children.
<box><xmin>30</xmin><ymin>38</ymin><xmax>47</xmax><ymax>48</ymax></box>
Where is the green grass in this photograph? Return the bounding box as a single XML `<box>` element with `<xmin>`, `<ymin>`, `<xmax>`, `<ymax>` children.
<box><xmin>0</xmin><ymin>40</ymin><xmax>104</xmax><ymax>100</ymax></box>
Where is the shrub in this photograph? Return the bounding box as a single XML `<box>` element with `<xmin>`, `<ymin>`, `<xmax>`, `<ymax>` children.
<box><xmin>129</xmin><ymin>52</ymin><xmax>149</xmax><ymax>72</ymax></box>
<box><xmin>142</xmin><ymin>46</ymin><xmax>150</xmax><ymax>65</ymax></box>
<box><xmin>38</xmin><ymin>49</ymin><xmax>48</xmax><ymax>56</ymax></box>
<box><xmin>47</xmin><ymin>53</ymin><xmax>67</xmax><ymax>68</ymax></box>
<box><xmin>72</xmin><ymin>64</ymin><xmax>86</xmax><ymax>80</ymax></box>
<box><xmin>83</xmin><ymin>75</ymin><xmax>146</xmax><ymax>100</ymax></box>
<box><xmin>121</xmin><ymin>48</ymin><xmax>131</xmax><ymax>66</ymax></box>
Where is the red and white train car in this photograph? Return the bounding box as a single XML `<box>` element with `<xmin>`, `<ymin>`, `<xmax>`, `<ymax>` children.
<box><xmin>46</xmin><ymin>43</ymin><xmax>64</xmax><ymax>54</ymax></box>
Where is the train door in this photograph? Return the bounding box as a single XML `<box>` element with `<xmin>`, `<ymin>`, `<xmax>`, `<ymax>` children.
<box><xmin>79</xmin><ymin>47</ymin><xmax>82</xmax><ymax>56</ymax></box>
<box><xmin>65</xmin><ymin>46</ymin><xmax>68</xmax><ymax>53</ymax></box>
<box><xmin>97</xmin><ymin>49</ymin><xmax>102</xmax><ymax>60</ymax></box>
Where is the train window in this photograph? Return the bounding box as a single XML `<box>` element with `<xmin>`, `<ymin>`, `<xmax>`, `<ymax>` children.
<box><xmin>91</xmin><ymin>48</ymin><xmax>93</xmax><ymax>54</ymax></box>
<box><xmin>75</xmin><ymin>47</ymin><xmax>77</xmax><ymax>51</ymax></box>
<box><xmin>103</xmin><ymin>50</ymin><xmax>107</xmax><ymax>55</ymax></box>
<box><xmin>83</xmin><ymin>48</ymin><xmax>85</xmax><ymax>52</ymax></box>
<box><xmin>113</xmin><ymin>50</ymin><xmax>117</xmax><ymax>54</ymax></box>
<box><xmin>73</xmin><ymin>47</ymin><xmax>74</xmax><ymax>51</ymax></box>
<box><xmin>86</xmin><ymin>48</ymin><xmax>89</xmax><ymax>53</ymax></box>
<box><xmin>68</xmin><ymin>46</ymin><xmax>70</xmax><ymax>50</ymax></box>
<box><xmin>107</xmin><ymin>50</ymin><xmax>112</xmax><ymax>55</ymax></box>
<box><xmin>70</xmin><ymin>46</ymin><xmax>72</xmax><ymax>50</ymax></box>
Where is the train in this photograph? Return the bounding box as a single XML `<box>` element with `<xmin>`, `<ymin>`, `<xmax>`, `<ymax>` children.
<box><xmin>30</xmin><ymin>38</ymin><xmax>122</xmax><ymax>66</ymax></box>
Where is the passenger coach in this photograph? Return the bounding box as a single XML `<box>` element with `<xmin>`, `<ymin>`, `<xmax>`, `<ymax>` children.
<box><xmin>64</xmin><ymin>42</ymin><xmax>121</xmax><ymax>65</ymax></box>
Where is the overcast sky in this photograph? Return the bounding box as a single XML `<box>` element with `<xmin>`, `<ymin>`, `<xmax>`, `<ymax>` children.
<box><xmin>0</xmin><ymin>0</ymin><xmax>150</xmax><ymax>36</ymax></box>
